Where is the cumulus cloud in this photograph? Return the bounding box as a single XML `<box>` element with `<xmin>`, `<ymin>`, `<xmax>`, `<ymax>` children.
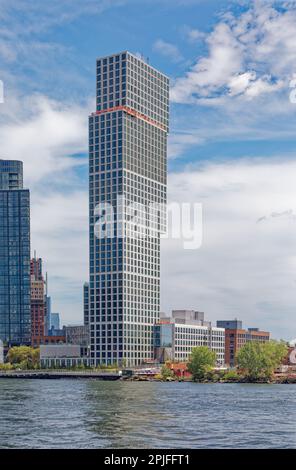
<box><xmin>0</xmin><ymin>92</ymin><xmax>90</xmax><ymax>324</ymax></box>
<box><xmin>168</xmin><ymin>132</ymin><xmax>204</xmax><ymax>159</ymax></box>
<box><xmin>31</xmin><ymin>190</ymin><xmax>88</xmax><ymax>325</ymax></box>
<box><xmin>171</xmin><ymin>1</ymin><xmax>294</xmax><ymax>103</ymax></box>
<box><xmin>228</xmin><ymin>71</ymin><xmax>284</xmax><ymax>98</ymax></box>
<box><xmin>0</xmin><ymin>94</ymin><xmax>90</xmax><ymax>186</ymax></box>
<box><xmin>182</xmin><ymin>26</ymin><xmax>206</xmax><ymax>43</ymax></box>
<box><xmin>162</xmin><ymin>157</ymin><xmax>296</xmax><ymax>339</ymax></box>
<box><xmin>168</xmin><ymin>1</ymin><xmax>296</xmax><ymax>161</ymax></box>
<box><xmin>153</xmin><ymin>39</ymin><xmax>183</xmax><ymax>63</ymax></box>
<box><xmin>171</xmin><ymin>22</ymin><xmax>243</xmax><ymax>102</ymax></box>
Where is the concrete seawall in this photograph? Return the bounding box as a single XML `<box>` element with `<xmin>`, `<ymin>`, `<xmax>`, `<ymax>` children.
<box><xmin>0</xmin><ymin>371</ymin><xmax>122</xmax><ymax>380</ymax></box>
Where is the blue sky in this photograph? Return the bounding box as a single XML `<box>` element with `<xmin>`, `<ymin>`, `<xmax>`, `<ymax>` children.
<box><xmin>1</xmin><ymin>0</ymin><xmax>296</xmax><ymax>339</ymax></box>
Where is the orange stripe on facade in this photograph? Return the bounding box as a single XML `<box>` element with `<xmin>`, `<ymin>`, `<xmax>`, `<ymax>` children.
<box><xmin>91</xmin><ymin>105</ymin><xmax>167</xmax><ymax>132</ymax></box>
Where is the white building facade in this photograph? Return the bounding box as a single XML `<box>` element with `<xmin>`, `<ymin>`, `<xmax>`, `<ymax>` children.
<box><xmin>154</xmin><ymin>311</ymin><xmax>225</xmax><ymax>366</ymax></box>
<box><xmin>173</xmin><ymin>324</ymin><xmax>225</xmax><ymax>365</ymax></box>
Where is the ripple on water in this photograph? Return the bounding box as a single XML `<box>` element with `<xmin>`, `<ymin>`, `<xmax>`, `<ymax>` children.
<box><xmin>0</xmin><ymin>380</ymin><xmax>295</xmax><ymax>448</ymax></box>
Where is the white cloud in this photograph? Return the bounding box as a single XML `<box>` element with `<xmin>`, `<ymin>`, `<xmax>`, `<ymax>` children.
<box><xmin>183</xmin><ymin>26</ymin><xmax>206</xmax><ymax>43</ymax></box>
<box><xmin>0</xmin><ymin>0</ymin><xmax>127</xmax><ymax>35</ymax></box>
<box><xmin>31</xmin><ymin>190</ymin><xmax>88</xmax><ymax>325</ymax></box>
<box><xmin>0</xmin><ymin>94</ymin><xmax>90</xmax><ymax>186</ymax></box>
<box><xmin>168</xmin><ymin>1</ymin><xmax>296</xmax><ymax>159</ymax></box>
<box><xmin>162</xmin><ymin>157</ymin><xmax>296</xmax><ymax>339</ymax></box>
<box><xmin>171</xmin><ymin>1</ymin><xmax>294</xmax><ymax>103</ymax></box>
<box><xmin>0</xmin><ymin>43</ymin><xmax>17</xmax><ymax>62</ymax></box>
<box><xmin>228</xmin><ymin>71</ymin><xmax>257</xmax><ymax>97</ymax></box>
<box><xmin>154</xmin><ymin>39</ymin><xmax>183</xmax><ymax>63</ymax></box>
<box><xmin>228</xmin><ymin>71</ymin><xmax>284</xmax><ymax>98</ymax></box>
<box><xmin>244</xmin><ymin>75</ymin><xmax>284</xmax><ymax>98</ymax></box>
<box><xmin>0</xmin><ymin>93</ymin><xmax>90</xmax><ymax>324</ymax></box>
<box><xmin>171</xmin><ymin>22</ymin><xmax>243</xmax><ymax>102</ymax></box>
<box><xmin>168</xmin><ymin>132</ymin><xmax>204</xmax><ymax>159</ymax></box>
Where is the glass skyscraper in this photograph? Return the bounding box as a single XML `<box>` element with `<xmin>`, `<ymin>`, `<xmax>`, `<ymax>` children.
<box><xmin>0</xmin><ymin>160</ymin><xmax>31</xmax><ymax>345</ymax></box>
<box><xmin>0</xmin><ymin>160</ymin><xmax>23</xmax><ymax>190</ymax></box>
<box><xmin>88</xmin><ymin>51</ymin><xmax>169</xmax><ymax>366</ymax></box>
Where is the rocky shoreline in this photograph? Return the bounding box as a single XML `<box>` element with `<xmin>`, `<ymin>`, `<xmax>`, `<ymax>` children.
<box><xmin>126</xmin><ymin>375</ymin><xmax>296</xmax><ymax>384</ymax></box>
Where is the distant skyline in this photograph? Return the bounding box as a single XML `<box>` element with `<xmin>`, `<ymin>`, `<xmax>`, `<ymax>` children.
<box><xmin>1</xmin><ymin>0</ymin><xmax>296</xmax><ymax>339</ymax></box>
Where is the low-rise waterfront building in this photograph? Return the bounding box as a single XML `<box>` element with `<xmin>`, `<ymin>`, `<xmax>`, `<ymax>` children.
<box><xmin>217</xmin><ymin>319</ymin><xmax>270</xmax><ymax>367</ymax></box>
<box><xmin>154</xmin><ymin>311</ymin><xmax>225</xmax><ymax>366</ymax></box>
<box><xmin>40</xmin><ymin>344</ymin><xmax>89</xmax><ymax>368</ymax></box>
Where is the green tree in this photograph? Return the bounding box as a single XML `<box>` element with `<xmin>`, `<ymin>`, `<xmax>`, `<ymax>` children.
<box><xmin>236</xmin><ymin>340</ymin><xmax>288</xmax><ymax>381</ymax></box>
<box><xmin>161</xmin><ymin>362</ymin><xmax>174</xmax><ymax>380</ymax></box>
<box><xmin>187</xmin><ymin>346</ymin><xmax>216</xmax><ymax>381</ymax></box>
<box><xmin>0</xmin><ymin>362</ymin><xmax>14</xmax><ymax>371</ymax></box>
<box><xmin>7</xmin><ymin>346</ymin><xmax>40</xmax><ymax>369</ymax></box>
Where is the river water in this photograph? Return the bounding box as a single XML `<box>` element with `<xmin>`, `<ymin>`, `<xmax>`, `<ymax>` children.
<box><xmin>0</xmin><ymin>380</ymin><xmax>295</xmax><ymax>448</ymax></box>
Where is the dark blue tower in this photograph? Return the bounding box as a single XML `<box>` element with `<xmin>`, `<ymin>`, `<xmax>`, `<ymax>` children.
<box><xmin>0</xmin><ymin>160</ymin><xmax>31</xmax><ymax>345</ymax></box>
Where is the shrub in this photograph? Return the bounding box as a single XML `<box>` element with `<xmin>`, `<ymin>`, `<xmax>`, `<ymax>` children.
<box><xmin>223</xmin><ymin>370</ymin><xmax>240</xmax><ymax>382</ymax></box>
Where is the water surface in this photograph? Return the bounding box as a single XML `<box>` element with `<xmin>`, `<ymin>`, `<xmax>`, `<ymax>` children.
<box><xmin>0</xmin><ymin>380</ymin><xmax>295</xmax><ymax>448</ymax></box>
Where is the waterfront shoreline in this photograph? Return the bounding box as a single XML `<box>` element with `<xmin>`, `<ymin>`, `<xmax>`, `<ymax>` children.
<box><xmin>1</xmin><ymin>370</ymin><xmax>296</xmax><ymax>384</ymax></box>
<box><xmin>0</xmin><ymin>371</ymin><xmax>121</xmax><ymax>380</ymax></box>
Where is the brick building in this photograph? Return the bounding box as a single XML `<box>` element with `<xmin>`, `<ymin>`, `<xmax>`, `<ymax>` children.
<box><xmin>30</xmin><ymin>257</ymin><xmax>46</xmax><ymax>347</ymax></box>
<box><xmin>217</xmin><ymin>320</ymin><xmax>270</xmax><ymax>367</ymax></box>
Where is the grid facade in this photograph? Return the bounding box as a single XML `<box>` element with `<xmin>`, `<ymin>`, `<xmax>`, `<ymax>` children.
<box><xmin>89</xmin><ymin>52</ymin><xmax>169</xmax><ymax>366</ymax></box>
<box><xmin>83</xmin><ymin>282</ymin><xmax>90</xmax><ymax>327</ymax></box>
<box><xmin>173</xmin><ymin>325</ymin><xmax>225</xmax><ymax>366</ymax></box>
<box><xmin>224</xmin><ymin>328</ymin><xmax>270</xmax><ymax>367</ymax></box>
<box><xmin>0</xmin><ymin>160</ymin><xmax>23</xmax><ymax>191</ymax></box>
<box><xmin>154</xmin><ymin>322</ymin><xmax>225</xmax><ymax>366</ymax></box>
<box><xmin>0</xmin><ymin>190</ymin><xmax>31</xmax><ymax>345</ymax></box>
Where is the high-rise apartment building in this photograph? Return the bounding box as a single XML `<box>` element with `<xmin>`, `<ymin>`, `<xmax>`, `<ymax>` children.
<box><xmin>0</xmin><ymin>159</ymin><xmax>31</xmax><ymax>345</ymax></box>
<box><xmin>88</xmin><ymin>52</ymin><xmax>169</xmax><ymax>366</ymax></box>
<box><xmin>30</xmin><ymin>256</ymin><xmax>46</xmax><ymax>347</ymax></box>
